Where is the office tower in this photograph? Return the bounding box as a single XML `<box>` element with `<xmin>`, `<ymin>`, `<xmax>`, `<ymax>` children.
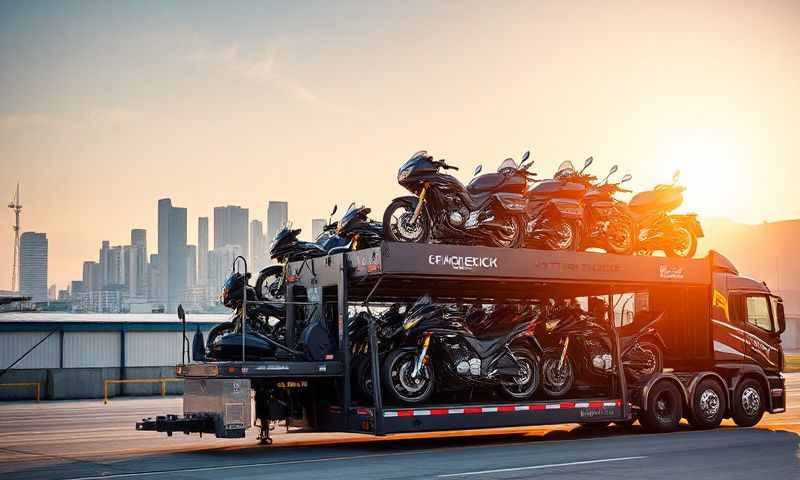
<box><xmin>108</xmin><ymin>246</ymin><xmax>124</xmax><ymax>286</ymax></box>
<box><xmin>82</xmin><ymin>261</ymin><xmax>101</xmax><ymax>292</ymax></box>
<box><xmin>266</xmin><ymin>201</ymin><xmax>288</xmax><ymax>246</ymax></box>
<box><xmin>148</xmin><ymin>253</ymin><xmax>160</xmax><ymax>302</ymax></box>
<box><xmin>250</xmin><ymin>220</ymin><xmax>267</xmax><ymax>271</ymax></box>
<box><xmin>157</xmin><ymin>199</ymin><xmax>188</xmax><ymax>309</ymax></box>
<box><xmin>186</xmin><ymin>245</ymin><xmax>197</xmax><ymax>288</ymax></box>
<box><xmin>19</xmin><ymin>232</ymin><xmax>48</xmax><ymax>302</ymax></box>
<box><xmin>311</xmin><ymin>218</ymin><xmax>327</xmax><ymax>240</ymax></box>
<box><xmin>48</xmin><ymin>284</ymin><xmax>56</xmax><ymax>300</ymax></box>
<box><xmin>129</xmin><ymin>229</ymin><xmax>148</xmax><ymax>297</ymax></box>
<box><xmin>207</xmin><ymin>244</ymin><xmax>243</xmax><ymax>297</ymax></box>
<box><xmin>70</xmin><ymin>280</ymin><xmax>84</xmax><ymax>297</ymax></box>
<box><xmin>213</xmin><ymin>206</ymin><xmax>249</xmax><ymax>261</ymax></box>
<box><xmin>197</xmin><ymin>217</ymin><xmax>209</xmax><ymax>286</ymax></box>
<box><xmin>99</xmin><ymin>240</ymin><xmax>110</xmax><ymax>288</ymax></box>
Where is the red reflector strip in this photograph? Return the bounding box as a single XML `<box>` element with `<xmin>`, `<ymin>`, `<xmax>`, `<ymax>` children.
<box><xmin>286</xmin><ymin>275</ymin><xmax>298</xmax><ymax>283</ymax></box>
<box><xmin>383</xmin><ymin>400</ymin><xmax>622</xmax><ymax>418</ymax></box>
<box><xmin>367</xmin><ymin>264</ymin><xmax>380</xmax><ymax>273</ymax></box>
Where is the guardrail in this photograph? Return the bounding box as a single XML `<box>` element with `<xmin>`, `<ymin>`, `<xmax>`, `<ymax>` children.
<box><xmin>103</xmin><ymin>378</ymin><xmax>183</xmax><ymax>404</ymax></box>
<box><xmin>0</xmin><ymin>382</ymin><xmax>41</xmax><ymax>401</ymax></box>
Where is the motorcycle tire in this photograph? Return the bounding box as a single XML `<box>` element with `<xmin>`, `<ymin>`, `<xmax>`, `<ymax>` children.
<box><xmin>664</xmin><ymin>225</ymin><xmax>698</xmax><ymax>258</ymax></box>
<box><xmin>489</xmin><ymin>215</ymin><xmax>526</xmax><ymax>249</ymax></box>
<box><xmin>382</xmin><ymin>348</ymin><xmax>435</xmax><ymax>404</ymax></box>
<box><xmin>541</xmin><ymin>348</ymin><xmax>575</xmax><ymax>398</ymax></box>
<box><xmin>605</xmin><ymin>216</ymin><xmax>635</xmax><ymax>255</ymax></box>
<box><xmin>254</xmin><ymin>265</ymin><xmax>285</xmax><ymax>301</ymax></box>
<box><xmin>382</xmin><ymin>198</ymin><xmax>430</xmax><ymax>243</ymax></box>
<box><xmin>497</xmin><ymin>347</ymin><xmax>541</xmax><ymax>400</ymax></box>
<box><xmin>544</xmin><ymin>219</ymin><xmax>580</xmax><ymax>251</ymax></box>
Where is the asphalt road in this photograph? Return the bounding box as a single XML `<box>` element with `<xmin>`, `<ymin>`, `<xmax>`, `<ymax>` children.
<box><xmin>1</xmin><ymin>375</ymin><xmax>799</xmax><ymax>480</ymax></box>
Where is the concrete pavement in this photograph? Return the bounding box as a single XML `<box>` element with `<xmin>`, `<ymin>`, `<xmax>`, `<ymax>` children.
<box><xmin>1</xmin><ymin>374</ymin><xmax>799</xmax><ymax>479</ymax></box>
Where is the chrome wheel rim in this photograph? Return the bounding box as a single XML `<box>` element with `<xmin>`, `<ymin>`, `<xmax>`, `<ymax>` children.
<box><xmin>699</xmin><ymin>388</ymin><xmax>720</xmax><ymax>420</ymax></box>
<box><xmin>542</xmin><ymin>357</ymin><xmax>572</xmax><ymax>392</ymax></box>
<box><xmin>607</xmin><ymin>219</ymin><xmax>633</xmax><ymax>252</ymax></box>
<box><xmin>494</xmin><ymin>217</ymin><xmax>519</xmax><ymax>247</ymax></box>
<box><xmin>549</xmin><ymin>222</ymin><xmax>574</xmax><ymax>250</ymax></box>
<box><xmin>673</xmin><ymin>226</ymin><xmax>693</xmax><ymax>257</ymax></box>
<box><xmin>741</xmin><ymin>386</ymin><xmax>761</xmax><ymax>417</ymax></box>
<box><xmin>654</xmin><ymin>391</ymin><xmax>674</xmax><ymax>422</ymax></box>
<box><xmin>388</xmin><ymin>205</ymin><xmax>425</xmax><ymax>242</ymax></box>
<box><xmin>389</xmin><ymin>353</ymin><xmax>430</xmax><ymax>400</ymax></box>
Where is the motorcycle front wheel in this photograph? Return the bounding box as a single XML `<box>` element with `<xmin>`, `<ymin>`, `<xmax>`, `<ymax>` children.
<box><xmin>254</xmin><ymin>265</ymin><xmax>285</xmax><ymax>301</ymax></box>
<box><xmin>541</xmin><ymin>349</ymin><xmax>575</xmax><ymax>398</ymax></box>
<box><xmin>383</xmin><ymin>198</ymin><xmax>430</xmax><ymax>243</ymax></box>
<box><xmin>498</xmin><ymin>347</ymin><xmax>541</xmax><ymax>400</ymax></box>
<box><xmin>382</xmin><ymin>348</ymin><xmax>435</xmax><ymax>404</ymax></box>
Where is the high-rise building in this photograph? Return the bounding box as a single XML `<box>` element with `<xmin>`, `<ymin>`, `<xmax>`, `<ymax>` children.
<box><xmin>129</xmin><ymin>229</ymin><xmax>148</xmax><ymax>297</ymax></box>
<box><xmin>99</xmin><ymin>240</ymin><xmax>111</xmax><ymax>288</ymax></box>
<box><xmin>19</xmin><ymin>232</ymin><xmax>48</xmax><ymax>303</ymax></box>
<box><xmin>250</xmin><ymin>220</ymin><xmax>267</xmax><ymax>271</ymax></box>
<box><xmin>157</xmin><ymin>198</ymin><xmax>188</xmax><ymax>309</ymax></box>
<box><xmin>82</xmin><ymin>261</ymin><xmax>101</xmax><ymax>292</ymax></box>
<box><xmin>197</xmin><ymin>217</ymin><xmax>209</xmax><ymax>286</ymax></box>
<box><xmin>267</xmin><ymin>201</ymin><xmax>288</xmax><ymax>246</ymax></box>
<box><xmin>70</xmin><ymin>280</ymin><xmax>84</xmax><ymax>297</ymax></box>
<box><xmin>108</xmin><ymin>245</ymin><xmax>124</xmax><ymax>286</ymax></box>
<box><xmin>214</xmin><ymin>206</ymin><xmax>249</xmax><ymax>261</ymax></box>
<box><xmin>207</xmin><ymin>244</ymin><xmax>243</xmax><ymax>298</ymax></box>
<box><xmin>186</xmin><ymin>244</ymin><xmax>197</xmax><ymax>288</ymax></box>
<box><xmin>311</xmin><ymin>218</ymin><xmax>327</xmax><ymax>240</ymax></box>
<box><xmin>48</xmin><ymin>284</ymin><xmax>57</xmax><ymax>300</ymax></box>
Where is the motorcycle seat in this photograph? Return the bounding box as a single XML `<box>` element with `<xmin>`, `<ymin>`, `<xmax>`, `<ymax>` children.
<box><xmin>467</xmin><ymin>321</ymin><xmax>531</xmax><ymax>357</ymax></box>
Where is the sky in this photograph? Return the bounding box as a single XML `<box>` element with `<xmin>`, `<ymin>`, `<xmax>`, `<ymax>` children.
<box><xmin>1</xmin><ymin>0</ymin><xmax>799</xmax><ymax>290</ymax></box>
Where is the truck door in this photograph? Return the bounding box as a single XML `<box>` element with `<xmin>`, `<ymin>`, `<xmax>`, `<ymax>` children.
<box><xmin>711</xmin><ymin>286</ymin><xmax>746</xmax><ymax>364</ymax></box>
<box><xmin>739</xmin><ymin>294</ymin><xmax>782</xmax><ymax>372</ymax></box>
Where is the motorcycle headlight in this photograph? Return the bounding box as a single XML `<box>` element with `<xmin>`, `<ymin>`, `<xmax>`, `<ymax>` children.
<box><xmin>398</xmin><ymin>167</ymin><xmax>413</xmax><ymax>182</ymax></box>
<box><xmin>403</xmin><ymin>316</ymin><xmax>421</xmax><ymax>331</ymax></box>
<box><xmin>545</xmin><ymin>318</ymin><xmax>560</xmax><ymax>332</ymax></box>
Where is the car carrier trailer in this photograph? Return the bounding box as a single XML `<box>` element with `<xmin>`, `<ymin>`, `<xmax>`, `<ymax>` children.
<box><xmin>137</xmin><ymin>242</ymin><xmax>787</xmax><ymax>443</ymax></box>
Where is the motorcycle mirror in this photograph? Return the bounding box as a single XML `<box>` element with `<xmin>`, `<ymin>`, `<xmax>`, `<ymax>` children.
<box><xmin>521</xmin><ymin>150</ymin><xmax>530</xmax><ymax>163</ymax></box>
<box><xmin>580</xmin><ymin>156</ymin><xmax>594</xmax><ymax>174</ymax></box>
<box><xmin>609</xmin><ymin>165</ymin><xmax>618</xmax><ymax>176</ymax></box>
<box><xmin>474</xmin><ymin>164</ymin><xmax>482</xmax><ymax>176</ymax></box>
<box><xmin>330</xmin><ymin>204</ymin><xmax>338</xmax><ymax>216</ymax></box>
<box><xmin>672</xmin><ymin>169</ymin><xmax>681</xmax><ymax>184</ymax></box>
<box><xmin>621</xmin><ymin>173</ymin><xmax>632</xmax><ymax>183</ymax></box>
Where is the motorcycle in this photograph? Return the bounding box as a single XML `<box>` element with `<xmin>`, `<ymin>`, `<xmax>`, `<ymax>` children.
<box><xmin>537</xmin><ymin>299</ymin><xmax>665</xmax><ymax>398</ymax></box>
<box><xmin>524</xmin><ymin>157</ymin><xmax>595</xmax><ymax>250</ymax></box>
<box><xmin>383</xmin><ymin>151</ymin><xmax>531</xmax><ymax>248</ymax></box>
<box><xmin>627</xmin><ymin>170</ymin><xmax>703</xmax><ymax>257</ymax></box>
<box><xmin>254</xmin><ymin>203</ymin><xmax>383</xmax><ymax>301</ymax></box>
<box><xmin>348</xmin><ymin>304</ymin><xmax>408</xmax><ymax>401</ymax></box>
<box><xmin>580</xmin><ymin>166</ymin><xmax>636</xmax><ymax>254</ymax></box>
<box><xmin>381</xmin><ymin>295</ymin><xmax>541</xmax><ymax>404</ymax></box>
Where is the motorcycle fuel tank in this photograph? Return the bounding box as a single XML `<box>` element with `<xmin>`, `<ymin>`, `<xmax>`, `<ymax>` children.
<box><xmin>527</xmin><ymin>180</ymin><xmax>587</xmax><ymax>200</ymax></box>
<box><xmin>467</xmin><ymin>173</ymin><xmax>526</xmax><ymax>195</ymax></box>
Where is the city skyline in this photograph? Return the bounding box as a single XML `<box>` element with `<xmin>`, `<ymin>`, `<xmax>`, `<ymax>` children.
<box><xmin>2</xmin><ymin>1</ymin><xmax>800</xmax><ymax>289</ymax></box>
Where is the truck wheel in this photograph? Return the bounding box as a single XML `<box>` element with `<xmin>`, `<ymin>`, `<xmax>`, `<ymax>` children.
<box><xmin>640</xmin><ymin>381</ymin><xmax>683</xmax><ymax>433</ymax></box>
<box><xmin>688</xmin><ymin>378</ymin><xmax>727</xmax><ymax>429</ymax></box>
<box><xmin>732</xmin><ymin>378</ymin><xmax>765</xmax><ymax>427</ymax></box>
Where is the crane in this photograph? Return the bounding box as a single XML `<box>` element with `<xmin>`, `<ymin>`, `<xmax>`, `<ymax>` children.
<box><xmin>8</xmin><ymin>182</ymin><xmax>21</xmax><ymax>292</ymax></box>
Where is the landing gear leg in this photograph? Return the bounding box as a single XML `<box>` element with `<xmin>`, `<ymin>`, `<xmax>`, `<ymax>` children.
<box><xmin>258</xmin><ymin>420</ymin><xmax>272</xmax><ymax>445</ymax></box>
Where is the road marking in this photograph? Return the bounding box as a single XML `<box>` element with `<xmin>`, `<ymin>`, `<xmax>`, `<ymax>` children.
<box><xmin>437</xmin><ymin>455</ymin><xmax>647</xmax><ymax>477</ymax></box>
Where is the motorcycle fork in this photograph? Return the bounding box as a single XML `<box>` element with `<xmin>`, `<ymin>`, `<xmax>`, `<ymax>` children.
<box><xmin>558</xmin><ymin>336</ymin><xmax>570</xmax><ymax>370</ymax></box>
<box><xmin>411</xmin><ymin>333</ymin><xmax>432</xmax><ymax>379</ymax></box>
<box><xmin>411</xmin><ymin>184</ymin><xmax>429</xmax><ymax>224</ymax></box>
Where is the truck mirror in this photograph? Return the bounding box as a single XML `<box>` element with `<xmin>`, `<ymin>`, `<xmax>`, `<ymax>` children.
<box><xmin>776</xmin><ymin>300</ymin><xmax>786</xmax><ymax>335</ymax></box>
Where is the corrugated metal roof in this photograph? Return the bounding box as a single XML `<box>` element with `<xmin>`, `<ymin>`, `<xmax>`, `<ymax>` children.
<box><xmin>0</xmin><ymin>312</ymin><xmax>229</xmax><ymax>323</ymax></box>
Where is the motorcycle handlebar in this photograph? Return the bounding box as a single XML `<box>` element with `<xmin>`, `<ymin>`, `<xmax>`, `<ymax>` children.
<box><xmin>436</xmin><ymin>159</ymin><xmax>458</xmax><ymax>171</ymax></box>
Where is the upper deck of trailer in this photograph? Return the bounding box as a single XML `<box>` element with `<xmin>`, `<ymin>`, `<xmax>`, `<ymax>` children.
<box><xmin>286</xmin><ymin>242</ymin><xmax>721</xmax><ymax>301</ymax></box>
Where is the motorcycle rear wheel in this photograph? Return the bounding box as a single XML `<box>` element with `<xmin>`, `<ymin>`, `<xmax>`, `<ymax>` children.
<box><xmin>490</xmin><ymin>215</ymin><xmax>526</xmax><ymax>249</ymax></box>
<box><xmin>383</xmin><ymin>198</ymin><xmax>430</xmax><ymax>243</ymax></box>
<box><xmin>605</xmin><ymin>217</ymin><xmax>635</xmax><ymax>255</ymax></box>
<box><xmin>664</xmin><ymin>225</ymin><xmax>697</xmax><ymax>258</ymax></box>
<box><xmin>254</xmin><ymin>265</ymin><xmax>285</xmax><ymax>301</ymax></box>
<box><xmin>544</xmin><ymin>220</ymin><xmax>580</xmax><ymax>251</ymax></box>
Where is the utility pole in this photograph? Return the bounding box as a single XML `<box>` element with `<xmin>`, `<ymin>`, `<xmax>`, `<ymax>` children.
<box><xmin>8</xmin><ymin>182</ymin><xmax>22</xmax><ymax>292</ymax></box>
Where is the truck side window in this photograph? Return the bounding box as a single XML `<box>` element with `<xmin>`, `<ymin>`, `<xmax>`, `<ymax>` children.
<box><xmin>745</xmin><ymin>295</ymin><xmax>773</xmax><ymax>332</ymax></box>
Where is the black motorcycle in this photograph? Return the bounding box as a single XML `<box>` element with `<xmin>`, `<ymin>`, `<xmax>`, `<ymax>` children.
<box><xmin>254</xmin><ymin>203</ymin><xmax>383</xmax><ymax>301</ymax></box>
<box><xmin>537</xmin><ymin>299</ymin><xmax>665</xmax><ymax>398</ymax></box>
<box><xmin>524</xmin><ymin>157</ymin><xmax>594</xmax><ymax>250</ymax></box>
<box><xmin>627</xmin><ymin>170</ymin><xmax>703</xmax><ymax>258</ymax></box>
<box><xmin>348</xmin><ymin>304</ymin><xmax>408</xmax><ymax>401</ymax></box>
<box><xmin>383</xmin><ymin>151</ymin><xmax>531</xmax><ymax>248</ymax></box>
<box><xmin>381</xmin><ymin>295</ymin><xmax>541</xmax><ymax>404</ymax></box>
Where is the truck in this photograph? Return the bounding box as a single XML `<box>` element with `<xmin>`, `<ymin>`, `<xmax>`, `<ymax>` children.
<box><xmin>137</xmin><ymin>242</ymin><xmax>787</xmax><ymax>443</ymax></box>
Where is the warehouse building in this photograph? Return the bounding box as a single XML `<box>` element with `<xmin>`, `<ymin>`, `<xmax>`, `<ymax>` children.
<box><xmin>0</xmin><ymin>312</ymin><xmax>227</xmax><ymax>400</ymax></box>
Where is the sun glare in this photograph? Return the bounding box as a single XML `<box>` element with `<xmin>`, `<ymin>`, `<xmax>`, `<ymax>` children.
<box><xmin>664</xmin><ymin>135</ymin><xmax>740</xmax><ymax>218</ymax></box>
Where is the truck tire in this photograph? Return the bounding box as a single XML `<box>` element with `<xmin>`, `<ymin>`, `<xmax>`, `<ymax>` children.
<box><xmin>731</xmin><ymin>378</ymin><xmax>765</xmax><ymax>427</ymax></box>
<box><xmin>687</xmin><ymin>378</ymin><xmax>727</xmax><ymax>429</ymax></box>
<box><xmin>640</xmin><ymin>381</ymin><xmax>683</xmax><ymax>433</ymax></box>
